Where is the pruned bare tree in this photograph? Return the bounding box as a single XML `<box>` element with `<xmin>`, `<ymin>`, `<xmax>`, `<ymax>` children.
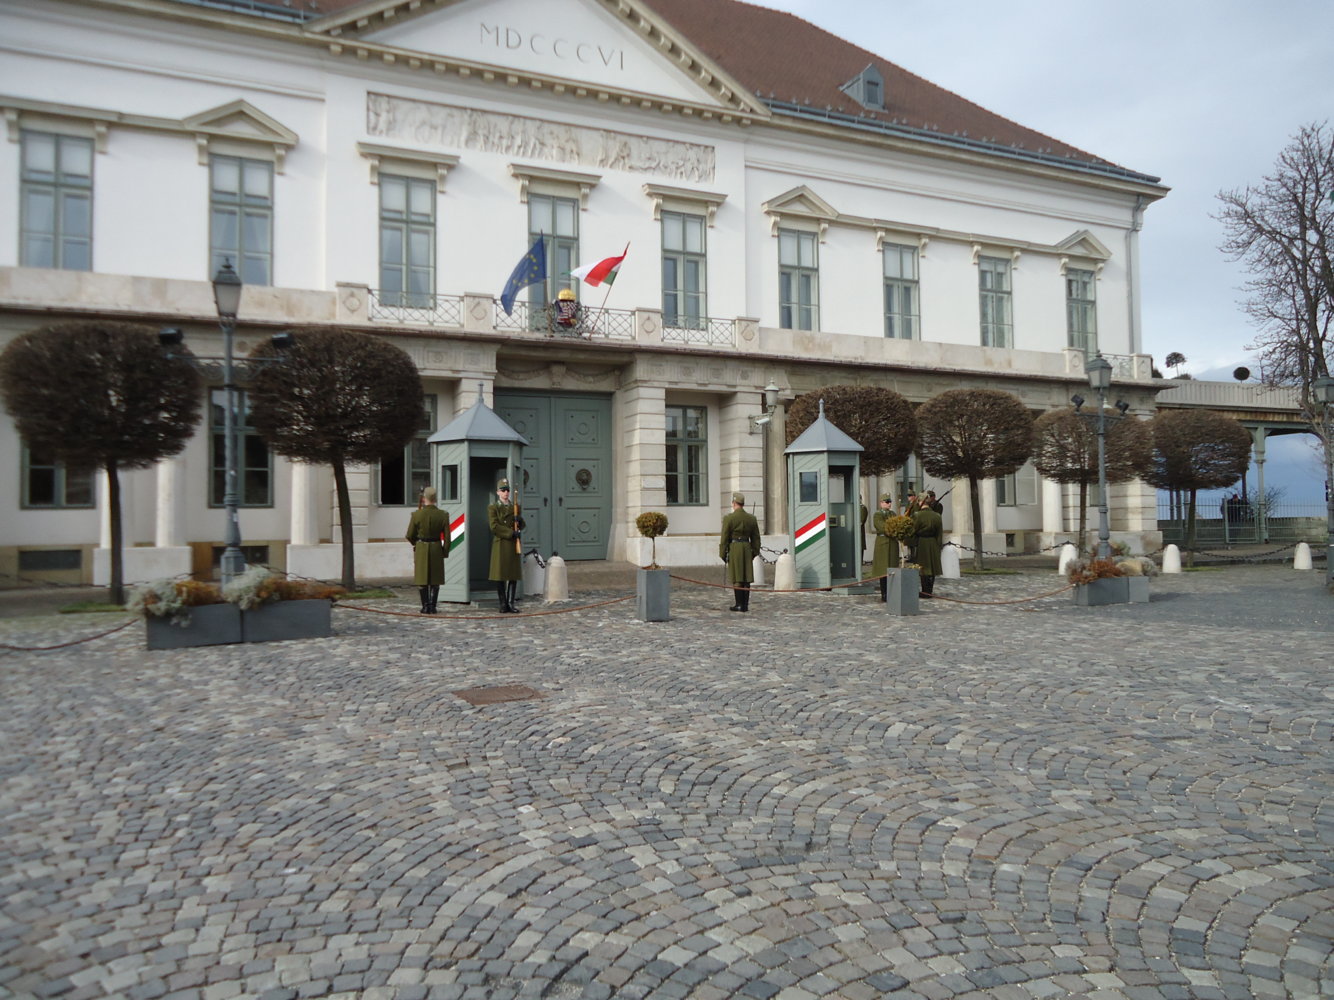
<box><xmin>246</xmin><ymin>328</ymin><xmax>423</xmax><ymax>589</ymax></box>
<box><xmin>0</xmin><ymin>321</ymin><xmax>202</xmax><ymax>603</ymax></box>
<box><xmin>1217</xmin><ymin>121</ymin><xmax>1333</xmax><ymax>434</ymax></box>
<box><xmin>915</xmin><ymin>389</ymin><xmax>1033</xmax><ymax>570</ymax></box>
<box><xmin>1141</xmin><ymin>409</ymin><xmax>1252</xmax><ymax>565</ymax></box>
<box><xmin>1031</xmin><ymin>407</ymin><xmax>1152</xmax><ymax>554</ymax></box>
<box><xmin>786</xmin><ymin>384</ymin><xmax>918</xmax><ymax>476</ymax></box>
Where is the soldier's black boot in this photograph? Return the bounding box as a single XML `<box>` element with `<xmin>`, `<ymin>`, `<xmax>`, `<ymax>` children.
<box><xmin>428</xmin><ymin>586</ymin><xmax>439</xmax><ymax>614</ymax></box>
<box><xmin>418</xmin><ymin>587</ymin><xmax>431</xmax><ymax>614</ymax></box>
<box><xmin>879</xmin><ymin>577</ymin><xmax>888</xmax><ymax>603</ymax></box>
<box><xmin>729</xmin><ymin>589</ymin><xmax>743</xmax><ymax>611</ymax></box>
<box><xmin>495</xmin><ymin>583</ymin><xmax>508</xmax><ymax>613</ymax></box>
<box><xmin>921</xmin><ymin>575</ymin><xmax>934</xmax><ymax>597</ymax></box>
<box><xmin>506</xmin><ymin>581</ymin><xmax>519</xmax><ymax>613</ymax></box>
<box><xmin>740</xmin><ymin>587</ymin><xmax>750</xmax><ymax>613</ymax></box>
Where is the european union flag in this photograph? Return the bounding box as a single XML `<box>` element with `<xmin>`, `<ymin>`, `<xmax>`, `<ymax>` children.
<box><xmin>500</xmin><ymin>234</ymin><xmax>547</xmax><ymax>315</ymax></box>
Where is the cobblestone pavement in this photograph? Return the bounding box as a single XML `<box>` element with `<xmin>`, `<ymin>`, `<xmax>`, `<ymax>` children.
<box><xmin>2</xmin><ymin>566</ymin><xmax>1332</xmax><ymax>1000</ymax></box>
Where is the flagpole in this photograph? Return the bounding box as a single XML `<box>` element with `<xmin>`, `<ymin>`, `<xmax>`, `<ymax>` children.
<box><xmin>595</xmin><ymin>243</ymin><xmax>629</xmax><ymax>311</ymax></box>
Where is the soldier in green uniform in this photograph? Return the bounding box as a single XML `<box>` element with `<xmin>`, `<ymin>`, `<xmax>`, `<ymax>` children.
<box><xmin>911</xmin><ymin>500</ymin><xmax>944</xmax><ymax>597</ymax></box>
<box><xmin>488</xmin><ymin>479</ymin><xmax>525</xmax><ymax>613</ymax></box>
<box><xmin>870</xmin><ymin>492</ymin><xmax>901</xmax><ymax>603</ymax></box>
<box><xmin>719</xmin><ymin>492</ymin><xmax>759</xmax><ymax>612</ymax></box>
<box><xmin>405</xmin><ymin>486</ymin><xmax>449</xmax><ymax>614</ymax></box>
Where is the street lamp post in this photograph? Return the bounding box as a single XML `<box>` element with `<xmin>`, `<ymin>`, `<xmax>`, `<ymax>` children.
<box><xmin>211</xmin><ymin>261</ymin><xmax>246</xmax><ymax>586</ymax></box>
<box><xmin>1085</xmin><ymin>353</ymin><xmax>1114</xmax><ymax>560</ymax></box>
<box><xmin>1314</xmin><ymin>375</ymin><xmax>1334</xmax><ymax>586</ymax></box>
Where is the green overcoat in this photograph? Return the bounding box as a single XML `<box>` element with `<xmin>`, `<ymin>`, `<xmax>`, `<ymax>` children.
<box><xmin>405</xmin><ymin>505</ymin><xmax>450</xmax><ymax>585</ymax></box>
<box><xmin>719</xmin><ymin>508</ymin><xmax>759</xmax><ymax>585</ymax></box>
<box><xmin>488</xmin><ymin>501</ymin><xmax>526</xmax><ymax>581</ymax></box>
<box><xmin>911</xmin><ymin>507</ymin><xmax>944</xmax><ymax>577</ymax></box>
<box><xmin>871</xmin><ymin>509</ymin><xmax>901</xmax><ymax>576</ymax></box>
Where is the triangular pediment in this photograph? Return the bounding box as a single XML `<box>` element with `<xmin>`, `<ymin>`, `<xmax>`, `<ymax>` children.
<box><xmin>1056</xmin><ymin>229</ymin><xmax>1112</xmax><ymax>261</ymax></box>
<box><xmin>763</xmin><ymin>186</ymin><xmax>840</xmax><ymax>222</ymax></box>
<box><xmin>307</xmin><ymin>0</ymin><xmax>767</xmax><ymax>118</ymax></box>
<box><xmin>181</xmin><ymin>100</ymin><xmax>298</xmax><ymax>144</ymax></box>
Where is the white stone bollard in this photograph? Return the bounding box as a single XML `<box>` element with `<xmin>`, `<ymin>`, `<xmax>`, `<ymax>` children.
<box><xmin>1293</xmin><ymin>542</ymin><xmax>1313</xmax><ymax>571</ymax></box>
<box><xmin>773</xmin><ymin>552</ymin><xmax>797</xmax><ymax>592</ymax></box>
<box><xmin>1161</xmin><ymin>544</ymin><xmax>1182</xmax><ymax>574</ymax></box>
<box><xmin>752</xmin><ymin>555</ymin><xmax>767</xmax><ymax>588</ymax></box>
<box><xmin>543</xmin><ymin>555</ymin><xmax>570</xmax><ymax>602</ymax></box>
<box><xmin>941</xmin><ymin>545</ymin><xmax>961</xmax><ymax>579</ymax></box>
<box><xmin>522</xmin><ymin>552</ymin><xmax>545</xmax><ymax>596</ymax></box>
<box><xmin>1057</xmin><ymin>542</ymin><xmax>1077</xmax><ymax>575</ymax></box>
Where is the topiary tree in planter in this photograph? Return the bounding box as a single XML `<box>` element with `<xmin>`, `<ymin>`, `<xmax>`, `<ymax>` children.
<box><xmin>636</xmin><ymin>511</ymin><xmax>669</xmax><ymax>568</ymax></box>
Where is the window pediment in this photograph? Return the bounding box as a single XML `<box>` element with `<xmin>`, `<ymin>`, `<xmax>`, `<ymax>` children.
<box><xmin>762</xmin><ymin>185</ymin><xmax>839</xmax><ymax>240</ymax></box>
<box><xmin>509</xmin><ymin>163</ymin><xmax>602</xmax><ymax>208</ymax></box>
<box><xmin>358</xmin><ymin>142</ymin><xmax>459</xmax><ymax>192</ymax></box>
<box><xmin>183</xmin><ymin>100</ymin><xmax>298</xmax><ymax>172</ymax></box>
<box><xmin>642</xmin><ymin>182</ymin><xmax>727</xmax><ymax>226</ymax></box>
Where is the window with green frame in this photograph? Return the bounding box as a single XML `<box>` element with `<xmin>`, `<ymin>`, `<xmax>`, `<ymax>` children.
<box><xmin>379</xmin><ymin>394</ymin><xmax>436</xmax><ymax>505</ymax></box>
<box><xmin>662</xmin><ymin>210</ymin><xmax>706</xmax><ymax>329</ymax></box>
<box><xmin>20</xmin><ymin>130</ymin><xmax>92</xmax><ymax>271</ymax></box>
<box><xmin>210</xmin><ymin>154</ymin><xmax>273</xmax><ymax>286</ymax></box>
<box><xmin>778</xmin><ymin>229</ymin><xmax>819</xmax><ymax>330</ymax></box>
<box><xmin>528</xmin><ymin>193</ymin><xmax>578</xmax><ymax>313</ymax></box>
<box><xmin>1066</xmin><ymin>267</ymin><xmax>1098</xmax><ymax>353</ymax></box>
<box><xmin>22</xmin><ymin>447</ymin><xmax>95</xmax><ymax>508</ymax></box>
<box><xmin>379</xmin><ymin>173</ymin><xmax>435</xmax><ymax>308</ymax></box>
<box><xmin>665</xmin><ymin>405</ymin><xmax>707</xmax><ymax>505</ymax></box>
<box><xmin>883</xmin><ymin>242</ymin><xmax>919</xmax><ymax>339</ymax></box>
<box><xmin>209</xmin><ymin>389</ymin><xmax>272</xmax><ymax>507</ymax></box>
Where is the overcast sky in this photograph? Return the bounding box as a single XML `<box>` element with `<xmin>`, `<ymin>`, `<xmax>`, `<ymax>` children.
<box><xmin>760</xmin><ymin>0</ymin><xmax>1334</xmax><ymax>501</ymax></box>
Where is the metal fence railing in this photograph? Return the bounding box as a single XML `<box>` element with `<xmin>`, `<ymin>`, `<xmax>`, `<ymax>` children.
<box><xmin>368</xmin><ymin>290</ymin><xmax>464</xmax><ymax>327</ymax></box>
<box><xmin>662</xmin><ymin>316</ymin><xmax>735</xmax><ymax>347</ymax></box>
<box><xmin>1157</xmin><ymin>500</ymin><xmax>1328</xmax><ymax>546</ymax></box>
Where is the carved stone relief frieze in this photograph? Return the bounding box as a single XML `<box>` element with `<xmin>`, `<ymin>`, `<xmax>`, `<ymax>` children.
<box><xmin>367</xmin><ymin>93</ymin><xmax>715</xmax><ymax>184</ymax></box>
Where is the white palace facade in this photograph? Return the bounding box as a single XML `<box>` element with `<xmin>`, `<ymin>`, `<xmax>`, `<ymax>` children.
<box><xmin>0</xmin><ymin>0</ymin><xmax>1170</xmax><ymax>585</ymax></box>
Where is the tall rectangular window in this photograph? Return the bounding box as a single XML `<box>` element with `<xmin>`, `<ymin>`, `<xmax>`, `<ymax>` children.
<box><xmin>380</xmin><ymin>174</ymin><xmax>435</xmax><ymax>308</ymax></box>
<box><xmin>1066</xmin><ymin>267</ymin><xmax>1098</xmax><ymax>353</ymax></box>
<box><xmin>662</xmin><ymin>210</ymin><xmax>707</xmax><ymax>329</ymax></box>
<box><xmin>22</xmin><ymin>448</ymin><xmax>94</xmax><ymax>509</ymax></box>
<box><xmin>979</xmin><ymin>255</ymin><xmax>1012</xmax><ymax>348</ymax></box>
<box><xmin>210</xmin><ymin>155</ymin><xmax>273</xmax><ymax>286</ymax></box>
<box><xmin>379</xmin><ymin>395</ymin><xmax>436</xmax><ymax>506</ymax></box>
<box><xmin>20</xmin><ymin>131</ymin><xmax>92</xmax><ymax>270</ymax></box>
<box><xmin>883</xmin><ymin>243</ymin><xmax>919</xmax><ymax>339</ymax></box>
<box><xmin>779</xmin><ymin>229</ymin><xmax>819</xmax><ymax>331</ymax></box>
<box><xmin>997</xmin><ymin>464</ymin><xmax>1037</xmax><ymax>506</ymax></box>
<box><xmin>665</xmin><ymin>405</ymin><xmax>707</xmax><ymax>505</ymax></box>
<box><xmin>529</xmin><ymin>193</ymin><xmax>579</xmax><ymax>312</ymax></box>
<box><xmin>210</xmin><ymin>389</ymin><xmax>272</xmax><ymax>507</ymax></box>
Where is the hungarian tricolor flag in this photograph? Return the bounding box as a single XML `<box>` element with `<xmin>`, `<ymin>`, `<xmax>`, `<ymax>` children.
<box><xmin>794</xmin><ymin>513</ymin><xmax>828</xmax><ymax>554</ymax></box>
<box><xmin>569</xmin><ymin>245</ymin><xmax>628</xmax><ymax>287</ymax></box>
<box><xmin>449</xmin><ymin>512</ymin><xmax>466</xmax><ymax>553</ymax></box>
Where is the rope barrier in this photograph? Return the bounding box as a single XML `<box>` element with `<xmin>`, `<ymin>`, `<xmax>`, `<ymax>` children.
<box><xmin>668</xmin><ymin>572</ymin><xmax>882</xmax><ymax>594</ymax></box>
<box><xmin>926</xmin><ymin>583</ymin><xmax>1076</xmax><ymax>605</ymax></box>
<box><xmin>0</xmin><ymin>618</ymin><xmax>137</xmax><ymax>652</ymax></box>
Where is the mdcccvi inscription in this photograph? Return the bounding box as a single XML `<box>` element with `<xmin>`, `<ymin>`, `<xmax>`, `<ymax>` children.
<box><xmin>366</xmin><ymin>93</ymin><xmax>716</xmax><ymax>185</ymax></box>
<box><xmin>479</xmin><ymin>23</ymin><xmax>626</xmax><ymax>71</ymax></box>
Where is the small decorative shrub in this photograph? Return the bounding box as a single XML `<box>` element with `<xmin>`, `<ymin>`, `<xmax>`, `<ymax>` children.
<box><xmin>636</xmin><ymin>511</ymin><xmax>669</xmax><ymax>568</ymax></box>
<box><xmin>128</xmin><ymin>578</ymin><xmax>225</xmax><ymax>624</ymax></box>
<box><xmin>1110</xmin><ymin>540</ymin><xmax>1132</xmax><ymax>557</ymax></box>
<box><xmin>884</xmin><ymin>514</ymin><xmax>917</xmax><ymax>541</ymax></box>
<box><xmin>223</xmin><ymin>565</ymin><xmax>345</xmax><ymax>609</ymax></box>
<box><xmin>1066</xmin><ymin>557</ymin><xmax>1125</xmax><ymax>586</ymax></box>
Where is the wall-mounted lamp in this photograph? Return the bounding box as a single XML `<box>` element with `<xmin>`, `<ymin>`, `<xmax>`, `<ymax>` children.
<box><xmin>750</xmin><ymin>379</ymin><xmax>781</xmax><ymax>434</ymax></box>
<box><xmin>1070</xmin><ymin>394</ymin><xmax>1085</xmax><ymax>412</ymax></box>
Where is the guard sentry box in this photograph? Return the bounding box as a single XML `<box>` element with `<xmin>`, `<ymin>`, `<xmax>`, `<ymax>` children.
<box><xmin>785</xmin><ymin>401</ymin><xmax>864</xmax><ymax>590</ymax></box>
<box><xmin>428</xmin><ymin>386</ymin><xmax>528</xmax><ymax>605</ymax></box>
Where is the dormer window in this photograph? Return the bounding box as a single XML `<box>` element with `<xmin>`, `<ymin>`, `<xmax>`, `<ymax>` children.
<box><xmin>841</xmin><ymin>64</ymin><xmax>885</xmax><ymax>111</ymax></box>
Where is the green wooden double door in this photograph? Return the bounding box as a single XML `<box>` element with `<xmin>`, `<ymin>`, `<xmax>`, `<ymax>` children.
<box><xmin>494</xmin><ymin>391</ymin><xmax>612</xmax><ymax>561</ymax></box>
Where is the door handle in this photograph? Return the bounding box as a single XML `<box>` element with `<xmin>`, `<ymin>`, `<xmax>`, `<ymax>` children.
<box><xmin>558</xmin><ymin>497</ymin><xmax>563</xmax><ymax>507</ymax></box>
<box><xmin>544</xmin><ymin>497</ymin><xmax>549</xmax><ymax>507</ymax></box>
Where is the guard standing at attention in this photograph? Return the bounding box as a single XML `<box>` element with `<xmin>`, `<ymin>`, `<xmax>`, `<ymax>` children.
<box><xmin>911</xmin><ymin>499</ymin><xmax>944</xmax><ymax>597</ymax></box>
<box><xmin>405</xmin><ymin>486</ymin><xmax>449</xmax><ymax>614</ymax></box>
<box><xmin>870</xmin><ymin>492</ymin><xmax>900</xmax><ymax>603</ymax></box>
<box><xmin>488</xmin><ymin>479</ymin><xmax>525</xmax><ymax>613</ymax></box>
<box><xmin>720</xmin><ymin>492</ymin><xmax>760</xmax><ymax>613</ymax></box>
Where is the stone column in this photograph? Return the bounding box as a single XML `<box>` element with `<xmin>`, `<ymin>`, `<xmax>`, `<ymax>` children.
<box><xmin>981</xmin><ymin>478</ymin><xmax>998</xmax><ymax>533</ymax></box>
<box><xmin>155</xmin><ymin>455</ymin><xmax>186</xmax><ymax>548</ymax></box>
<box><xmin>617</xmin><ymin>384</ymin><xmax>666</xmax><ymax>564</ymax></box>
<box><xmin>290</xmin><ymin>461</ymin><xmax>320</xmax><ymax>546</ymax></box>
<box><xmin>1042</xmin><ymin>476</ymin><xmax>1063</xmax><ymax>536</ymax></box>
<box><xmin>719</xmin><ymin>392</ymin><xmax>763</xmax><ymax>524</ymax></box>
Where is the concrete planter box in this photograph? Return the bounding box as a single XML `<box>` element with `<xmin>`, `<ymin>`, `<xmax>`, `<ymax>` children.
<box><xmin>885</xmin><ymin>568</ymin><xmax>921</xmax><ymax>616</ymax></box>
<box><xmin>1074</xmin><ymin>577</ymin><xmax>1150</xmax><ymax>606</ymax></box>
<box><xmin>636</xmin><ymin>568</ymin><xmax>670</xmax><ymax>622</ymax></box>
<box><xmin>145</xmin><ymin>599</ymin><xmax>333</xmax><ymax>648</ymax></box>
<box><xmin>242</xmin><ymin>599</ymin><xmax>332</xmax><ymax>643</ymax></box>
<box><xmin>145</xmin><ymin>604</ymin><xmax>242</xmax><ymax>650</ymax></box>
